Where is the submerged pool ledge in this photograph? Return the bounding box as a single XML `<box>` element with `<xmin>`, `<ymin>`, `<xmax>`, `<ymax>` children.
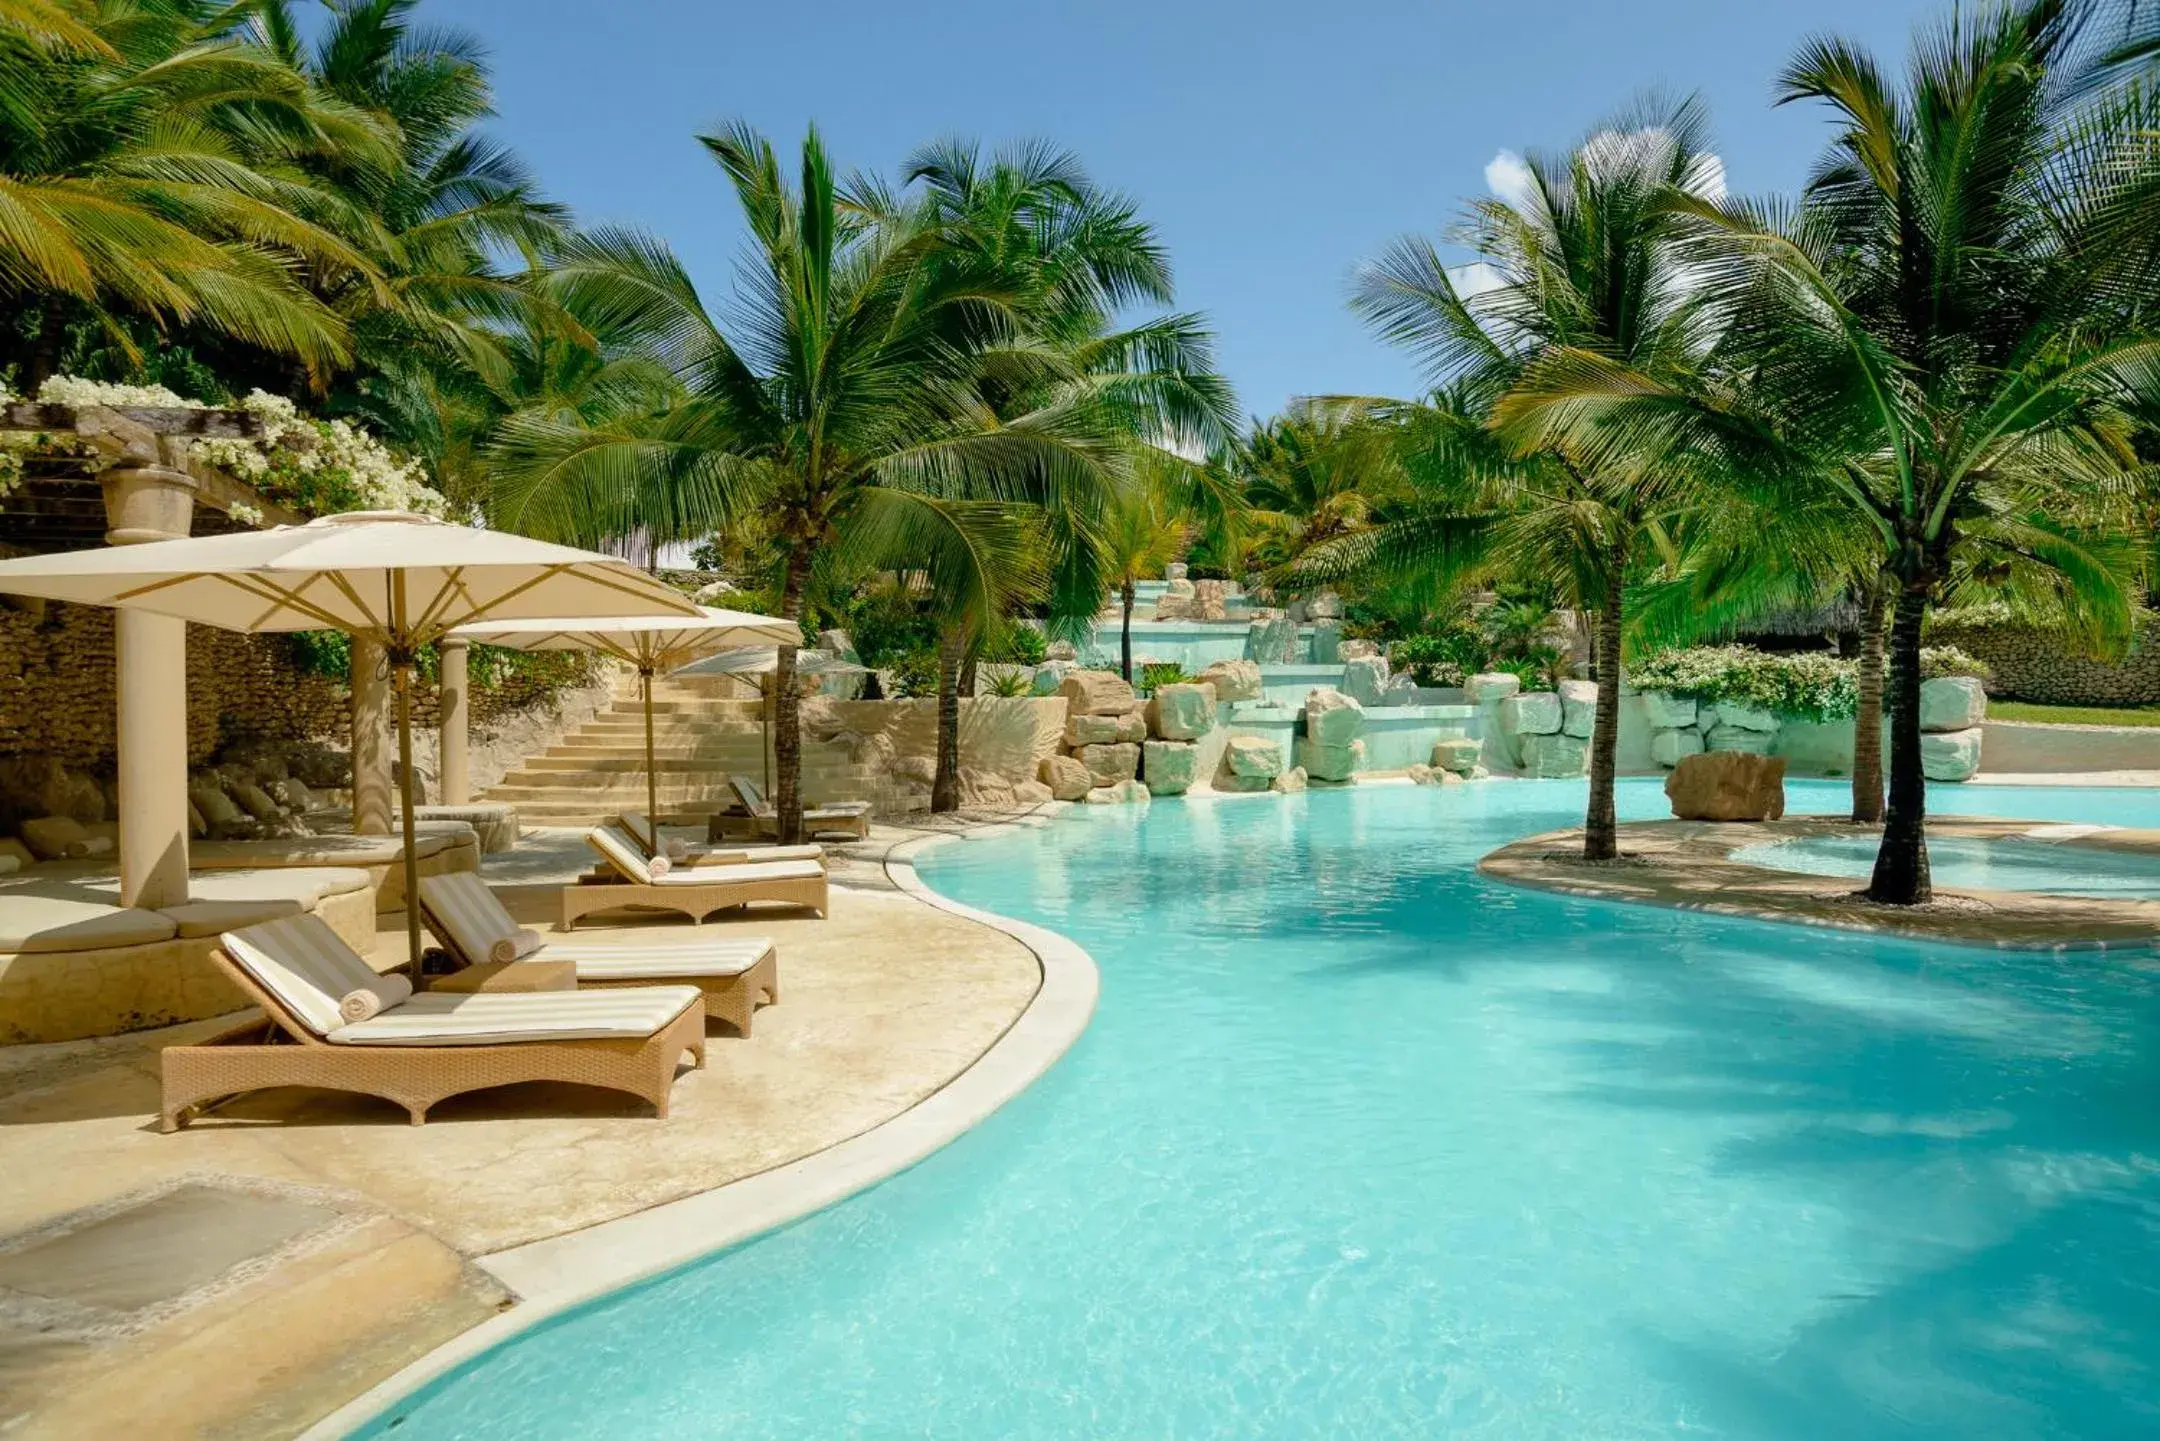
<box><xmin>302</xmin><ymin>830</ymin><xmax>1100</xmax><ymax>1441</ymax></box>
<box><xmin>1478</xmin><ymin>814</ymin><xmax>2160</xmax><ymax>953</ymax></box>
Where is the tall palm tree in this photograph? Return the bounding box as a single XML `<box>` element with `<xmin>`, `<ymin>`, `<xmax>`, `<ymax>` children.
<box><xmin>488</xmin><ymin>124</ymin><xmax>1133</xmax><ymax>841</ymax></box>
<box><xmin>1096</xmin><ymin>475</ymin><xmax>1188</xmax><ymax>681</ymax></box>
<box><xmin>1512</xmin><ymin>1</ymin><xmax>2157</xmax><ymax>901</ymax></box>
<box><xmin>0</xmin><ymin>0</ymin><xmax>384</xmax><ymax>386</ymax></box>
<box><xmin>1234</xmin><ymin>405</ymin><xmax>1406</xmax><ymax>578</ymax></box>
<box><xmin>1341</xmin><ymin>97</ymin><xmax>1730</xmax><ymax>859</ymax></box>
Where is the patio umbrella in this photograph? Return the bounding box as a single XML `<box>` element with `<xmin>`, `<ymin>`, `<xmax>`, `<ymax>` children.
<box><xmin>0</xmin><ymin>510</ymin><xmax>699</xmax><ymax>970</ymax></box>
<box><xmin>448</xmin><ymin>608</ymin><xmax>802</xmax><ymax>833</ymax></box>
<box><xmin>673</xmin><ymin>647</ymin><xmax>871</xmax><ymax>793</ymax></box>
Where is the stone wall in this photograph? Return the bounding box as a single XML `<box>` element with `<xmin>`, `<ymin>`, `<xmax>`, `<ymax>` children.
<box><xmin>1928</xmin><ymin>609</ymin><xmax>2160</xmax><ymax>706</ymax></box>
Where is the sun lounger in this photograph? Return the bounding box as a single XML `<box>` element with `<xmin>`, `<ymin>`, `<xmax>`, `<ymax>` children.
<box><xmin>615</xmin><ymin>812</ymin><xmax>824</xmax><ymax>868</ymax></box>
<box><xmin>159</xmin><ymin>914</ymin><xmax>706</xmax><ymax>1130</ymax></box>
<box><xmin>715</xmin><ymin>776</ymin><xmax>872</xmax><ymax>842</ymax></box>
<box><xmin>420</xmin><ymin>871</ymin><xmax>780</xmax><ymax>1035</ymax></box>
<box><xmin>568</xmin><ymin>826</ymin><xmax>828</xmax><ymax>931</ymax></box>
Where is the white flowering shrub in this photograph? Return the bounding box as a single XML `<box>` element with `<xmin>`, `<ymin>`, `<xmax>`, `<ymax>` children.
<box><xmin>1633</xmin><ymin>644</ymin><xmax>1995</xmax><ymax>722</ymax></box>
<box><xmin>26</xmin><ymin>377</ymin><xmax>447</xmax><ymax>520</ymax></box>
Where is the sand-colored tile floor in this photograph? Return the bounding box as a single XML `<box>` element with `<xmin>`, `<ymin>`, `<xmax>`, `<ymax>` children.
<box><xmin>0</xmin><ymin>822</ymin><xmax>1041</xmax><ymax>1439</ymax></box>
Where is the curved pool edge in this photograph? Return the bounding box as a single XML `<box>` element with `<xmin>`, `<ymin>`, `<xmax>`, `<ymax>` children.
<box><xmin>299</xmin><ymin>826</ymin><xmax>1100</xmax><ymax>1441</ymax></box>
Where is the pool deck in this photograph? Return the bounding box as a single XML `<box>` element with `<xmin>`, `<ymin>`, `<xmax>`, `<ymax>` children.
<box><xmin>1480</xmin><ymin>814</ymin><xmax>2160</xmax><ymax>950</ymax></box>
<box><xmin>0</xmin><ymin>815</ymin><xmax>1071</xmax><ymax>1440</ymax></box>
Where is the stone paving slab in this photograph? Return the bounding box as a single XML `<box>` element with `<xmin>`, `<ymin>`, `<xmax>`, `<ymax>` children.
<box><xmin>1479</xmin><ymin>814</ymin><xmax>2160</xmax><ymax>950</ymax></box>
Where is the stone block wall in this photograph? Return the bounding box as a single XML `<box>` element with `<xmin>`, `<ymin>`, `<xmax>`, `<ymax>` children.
<box><xmin>1927</xmin><ymin>609</ymin><xmax>2160</xmax><ymax>706</ymax></box>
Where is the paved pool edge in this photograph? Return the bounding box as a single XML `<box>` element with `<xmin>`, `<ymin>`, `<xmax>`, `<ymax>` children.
<box><xmin>299</xmin><ymin>825</ymin><xmax>1099</xmax><ymax>1440</ymax></box>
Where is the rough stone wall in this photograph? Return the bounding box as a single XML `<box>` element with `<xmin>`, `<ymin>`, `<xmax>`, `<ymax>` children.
<box><xmin>1928</xmin><ymin>609</ymin><xmax>2160</xmax><ymax>706</ymax></box>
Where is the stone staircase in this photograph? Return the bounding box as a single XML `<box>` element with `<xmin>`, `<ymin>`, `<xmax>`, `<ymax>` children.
<box><xmin>481</xmin><ymin>674</ymin><xmax>879</xmax><ymax>827</ymax></box>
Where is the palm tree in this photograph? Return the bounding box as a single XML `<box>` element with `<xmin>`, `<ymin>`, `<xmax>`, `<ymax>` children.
<box><xmin>1342</xmin><ymin>97</ymin><xmax>1731</xmax><ymax>859</ymax></box>
<box><xmin>0</xmin><ymin>1</ymin><xmax>384</xmax><ymax>386</ymax></box>
<box><xmin>1514</xmin><ymin>2</ymin><xmax>2157</xmax><ymax>901</ymax></box>
<box><xmin>488</xmin><ymin>124</ymin><xmax>1135</xmax><ymax>841</ymax></box>
<box><xmin>1234</xmin><ymin>405</ymin><xmax>1406</xmax><ymax>578</ymax></box>
<box><xmin>1096</xmin><ymin>476</ymin><xmax>1188</xmax><ymax>681</ymax></box>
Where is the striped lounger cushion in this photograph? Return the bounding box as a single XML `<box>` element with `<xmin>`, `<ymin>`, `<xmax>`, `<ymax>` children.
<box><xmin>421</xmin><ymin>872</ymin><xmax>775</xmax><ymax>979</ymax></box>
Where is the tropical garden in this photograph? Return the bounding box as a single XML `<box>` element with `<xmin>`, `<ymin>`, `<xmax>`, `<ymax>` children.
<box><xmin>4</xmin><ymin>0</ymin><xmax>2158</xmax><ymax>895</ymax></box>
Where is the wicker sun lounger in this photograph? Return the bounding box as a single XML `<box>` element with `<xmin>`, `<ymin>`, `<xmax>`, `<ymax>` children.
<box><xmin>715</xmin><ymin>776</ymin><xmax>873</xmax><ymax>842</ymax></box>
<box><xmin>420</xmin><ymin>871</ymin><xmax>780</xmax><ymax>1035</ymax></box>
<box><xmin>615</xmin><ymin>811</ymin><xmax>824</xmax><ymax>868</ymax></box>
<box><xmin>568</xmin><ymin>827</ymin><xmax>828</xmax><ymax>931</ymax></box>
<box><xmin>159</xmin><ymin>914</ymin><xmax>706</xmax><ymax>1131</ymax></box>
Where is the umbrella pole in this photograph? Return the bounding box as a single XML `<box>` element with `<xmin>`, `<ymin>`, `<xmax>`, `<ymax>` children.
<box><xmin>393</xmin><ymin>659</ymin><xmax>424</xmax><ymax>976</ymax></box>
<box><xmin>761</xmin><ymin>677</ymin><xmax>772</xmax><ymax>795</ymax></box>
<box><xmin>642</xmin><ymin>666</ymin><xmax>658</xmax><ymax>843</ymax></box>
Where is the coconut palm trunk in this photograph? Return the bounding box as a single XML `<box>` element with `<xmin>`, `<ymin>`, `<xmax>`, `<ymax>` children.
<box><xmin>770</xmin><ymin>546</ymin><xmax>810</xmax><ymax>845</ymax></box>
<box><xmin>1851</xmin><ymin>586</ymin><xmax>1887</xmax><ymax>824</ymax></box>
<box><xmin>1865</xmin><ymin>582</ymin><xmax>1932</xmax><ymax>903</ymax></box>
<box><xmin>932</xmin><ymin>629</ymin><xmax>965</xmax><ymax>813</ymax></box>
<box><xmin>1119</xmin><ymin>580</ymin><xmax>1136</xmax><ymax>682</ymax></box>
<box><xmin>1583</xmin><ymin>555</ymin><xmax>1626</xmax><ymax>860</ymax></box>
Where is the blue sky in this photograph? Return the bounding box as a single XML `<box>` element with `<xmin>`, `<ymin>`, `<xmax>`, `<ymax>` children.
<box><xmin>423</xmin><ymin>0</ymin><xmax>1939</xmax><ymax>422</ymax></box>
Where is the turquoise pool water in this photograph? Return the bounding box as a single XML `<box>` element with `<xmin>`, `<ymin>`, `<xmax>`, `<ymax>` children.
<box><xmin>1733</xmin><ymin>831</ymin><xmax>2160</xmax><ymax>898</ymax></box>
<box><xmin>367</xmin><ymin>779</ymin><xmax>2160</xmax><ymax>1440</ymax></box>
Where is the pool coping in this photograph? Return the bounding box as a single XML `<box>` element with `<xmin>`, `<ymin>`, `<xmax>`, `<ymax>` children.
<box><xmin>299</xmin><ymin>820</ymin><xmax>1099</xmax><ymax>1440</ymax></box>
<box><xmin>1479</xmin><ymin>814</ymin><xmax>2160</xmax><ymax>953</ymax></box>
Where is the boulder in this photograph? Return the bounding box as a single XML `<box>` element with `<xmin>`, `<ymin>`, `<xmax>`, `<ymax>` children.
<box><xmin>1142</xmin><ymin>740</ymin><xmax>1200</xmax><ymax>795</ymax></box>
<box><xmin>1406</xmin><ymin>763</ymin><xmax>1441</xmax><ymax>785</ymax></box>
<box><xmin>1639</xmin><ymin>690</ymin><xmax>1698</xmax><ymax>730</ymax></box>
<box><xmin>1065</xmin><ymin>712</ymin><xmax>1123</xmax><ymax>747</ymax></box>
<box><xmin>1703</xmin><ymin>725</ymin><xmax>1775</xmax><ymax>755</ymax></box>
<box><xmin>1012</xmin><ymin>779</ymin><xmax>1054</xmax><ymax>806</ymax></box>
<box><xmin>1244</xmin><ymin>612</ymin><xmax>1300</xmax><ymax>664</ymax></box>
<box><xmin>1272</xmin><ymin>766</ymin><xmax>1309</xmax><ymax>794</ymax></box>
<box><xmin>1166</xmin><ymin>562</ymin><xmax>1188</xmax><ymax>582</ymax></box>
<box><xmin>1190</xmin><ymin>579</ymin><xmax>1229</xmax><ymax>622</ymax></box>
<box><xmin>1518</xmin><ymin>732</ymin><xmax>1589</xmax><ymax>778</ymax></box>
<box><xmin>1147</xmin><ymin>683</ymin><xmax>1218</xmax><ymax>740</ymax></box>
<box><xmin>1114</xmin><ymin>708</ymin><xmax>1150</xmax><ymax>743</ymax></box>
<box><xmin>1224</xmin><ymin>734</ymin><xmax>1285</xmax><ymax>780</ymax></box>
<box><xmin>1712</xmin><ymin>701</ymin><xmax>1779</xmax><ymax>733</ymax></box>
<box><xmin>1039</xmin><ymin>755</ymin><xmax>1093</xmax><ymax>801</ymax></box>
<box><xmin>287</xmin><ymin>743</ymin><xmax>351</xmax><ymax>789</ymax></box>
<box><xmin>1057</xmin><ymin>670</ymin><xmax>1138</xmax><ymax>716</ymax></box>
<box><xmin>1082</xmin><ymin>779</ymin><xmax>1152</xmax><ymax>807</ymax></box>
<box><xmin>187</xmin><ymin>801</ymin><xmax>207</xmax><ymax>839</ymax></box>
<box><xmin>1664</xmin><ymin>751</ymin><xmax>1787</xmax><ymax>821</ymax></box>
<box><xmin>1650</xmin><ymin>727</ymin><xmax>1705</xmax><ymax>768</ymax></box>
<box><xmin>1920</xmin><ymin>676</ymin><xmax>1988</xmax><ymax>733</ymax></box>
<box><xmin>1432</xmin><ymin>737</ymin><xmax>1483</xmax><ymax>774</ymax></box>
<box><xmin>1309</xmin><ymin>618</ymin><xmax>1343</xmax><ymax>665</ymax></box>
<box><xmin>20</xmin><ymin>815</ymin><xmax>93</xmax><ymax>860</ymax></box>
<box><xmin>1304</xmin><ymin>688</ymin><xmax>1366</xmax><ymax>746</ymax></box>
<box><xmin>816</xmin><ymin>628</ymin><xmax>860</xmax><ymax>662</ymax></box>
<box><xmin>1558</xmin><ymin>679</ymin><xmax>1599</xmax><ymax>738</ymax></box>
<box><xmin>1499</xmin><ymin>691</ymin><xmax>1563</xmax><ymax>738</ymax></box>
<box><xmin>1196</xmin><ymin>659</ymin><xmax>1262</xmax><ymax>704</ymax></box>
<box><xmin>1153</xmin><ymin>577</ymin><xmax>1198</xmax><ymax>620</ymax></box>
<box><xmin>895</xmin><ymin>755</ymin><xmax>938</xmax><ymax>787</ymax></box>
<box><xmin>229</xmin><ymin>781</ymin><xmax>282</xmax><ymax>822</ymax></box>
<box><xmin>960</xmin><ymin>768</ymin><xmax>1017</xmax><ymax>808</ymax></box>
<box><xmin>1299</xmin><ymin>737</ymin><xmax>1365</xmax><ymax>782</ymax></box>
<box><xmin>189</xmin><ymin>783</ymin><xmax>246</xmax><ymax>833</ymax></box>
<box><xmin>1341</xmin><ymin>655</ymin><xmax>1391</xmax><ymax>706</ymax></box>
<box><xmin>1076</xmin><ymin>742</ymin><xmax>1141</xmax><ymax>786</ymax></box>
<box><xmin>1382</xmin><ymin>674</ymin><xmax>1421</xmax><ymax>707</ymax></box>
<box><xmin>1338</xmin><ymin>639</ymin><xmax>1380</xmax><ymax>662</ymax></box>
<box><xmin>1305</xmin><ymin>590</ymin><xmax>1344</xmax><ymax>620</ymax></box>
<box><xmin>1465</xmin><ymin>672</ymin><xmax>1522</xmax><ymax>704</ymax></box>
<box><xmin>1032</xmin><ymin>659</ymin><xmax>1078</xmax><ymax>696</ymax></box>
<box><xmin>1921</xmin><ymin>728</ymin><xmax>1984</xmax><ymax>781</ymax></box>
<box><xmin>1044</xmin><ymin>639</ymin><xmax>1079</xmax><ymax>663</ymax></box>
<box><xmin>269</xmin><ymin>777</ymin><xmax>316</xmax><ymax>812</ymax></box>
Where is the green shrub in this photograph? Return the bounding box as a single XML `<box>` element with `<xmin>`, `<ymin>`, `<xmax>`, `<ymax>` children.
<box><xmin>1391</xmin><ymin>627</ymin><xmax>1485</xmax><ymax>686</ymax></box>
<box><xmin>982</xmin><ymin>625</ymin><xmax>1047</xmax><ymax>666</ymax></box>
<box><xmin>888</xmin><ymin>648</ymin><xmax>939</xmax><ymax>698</ymax></box>
<box><xmin>1137</xmin><ymin>661</ymin><xmax>1191</xmax><ymax>695</ymax></box>
<box><xmin>1919</xmin><ymin>645</ymin><xmax>1993</xmax><ymax>682</ymax></box>
<box><xmin>1629</xmin><ymin>645</ymin><xmax>1859</xmax><ymax>722</ymax></box>
<box><xmin>981</xmin><ymin>665</ymin><xmax>1034</xmax><ymax>697</ymax></box>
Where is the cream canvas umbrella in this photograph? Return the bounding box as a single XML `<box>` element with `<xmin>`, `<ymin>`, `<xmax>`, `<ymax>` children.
<box><xmin>448</xmin><ymin>608</ymin><xmax>801</xmax><ymax>832</ymax></box>
<box><xmin>0</xmin><ymin>510</ymin><xmax>699</xmax><ymax>969</ymax></box>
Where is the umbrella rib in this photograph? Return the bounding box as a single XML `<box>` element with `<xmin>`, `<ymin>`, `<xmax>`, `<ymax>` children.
<box><xmin>323</xmin><ymin>571</ymin><xmax>387</xmax><ymax>634</ymax></box>
<box><xmin>436</xmin><ymin>565</ymin><xmax>576</xmax><ymax>632</ymax></box>
<box><xmin>414</xmin><ymin>567</ymin><xmax>476</xmax><ymax>638</ymax></box>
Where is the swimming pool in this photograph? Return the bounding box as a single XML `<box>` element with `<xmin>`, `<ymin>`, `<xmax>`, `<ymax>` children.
<box><xmin>366</xmin><ymin>779</ymin><xmax>2160</xmax><ymax>1440</ymax></box>
<box><xmin>1733</xmin><ymin>830</ymin><xmax>2160</xmax><ymax>898</ymax></box>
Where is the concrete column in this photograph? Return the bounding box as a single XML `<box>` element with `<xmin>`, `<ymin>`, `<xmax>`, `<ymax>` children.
<box><xmin>101</xmin><ymin>465</ymin><xmax>195</xmax><ymax>908</ymax></box>
<box><xmin>350</xmin><ymin>636</ymin><xmax>393</xmax><ymax>834</ymax></box>
<box><xmin>438</xmin><ymin>637</ymin><xmax>470</xmax><ymax>805</ymax></box>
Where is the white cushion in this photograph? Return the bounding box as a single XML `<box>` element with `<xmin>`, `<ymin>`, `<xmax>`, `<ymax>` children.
<box><xmin>585</xmin><ymin>826</ymin><xmax>652</xmax><ymax>884</ymax></box>
<box><xmin>328</xmin><ymin>986</ymin><xmax>701</xmax><ymax>1045</ymax></box>
<box><xmin>540</xmin><ymin>937</ymin><xmax>775</xmax><ymax>979</ymax></box>
<box><xmin>650</xmin><ymin>858</ymin><xmax>823</xmax><ymax>887</ymax></box>
<box><xmin>418</xmin><ymin>871</ymin><xmax>520</xmax><ymax>966</ymax></box>
<box><xmin>220</xmin><ymin>914</ymin><xmax>385</xmax><ymax>1036</ymax></box>
<box><xmin>0</xmin><ymin>883</ymin><xmax>177</xmax><ymax>953</ymax></box>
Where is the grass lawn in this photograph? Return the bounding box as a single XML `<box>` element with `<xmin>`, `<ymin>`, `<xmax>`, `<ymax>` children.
<box><xmin>1990</xmin><ymin>700</ymin><xmax>2160</xmax><ymax>728</ymax></box>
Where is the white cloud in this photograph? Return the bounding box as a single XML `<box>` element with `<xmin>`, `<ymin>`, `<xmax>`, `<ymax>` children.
<box><xmin>1484</xmin><ymin>150</ymin><xmax>1534</xmax><ymax>209</ymax></box>
<box><xmin>1449</xmin><ymin>261</ymin><xmax>1506</xmax><ymax>298</ymax></box>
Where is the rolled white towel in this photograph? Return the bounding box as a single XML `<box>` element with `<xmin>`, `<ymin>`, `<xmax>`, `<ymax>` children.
<box><xmin>648</xmin><ymin>853</ymin><xmax>671</xmax><ymax>878</ymax></box>
<box><xmin>338</xmin><ymin>973</ymin><xmax>413</xmax><ymax>1024</ymax></box>
<box><xmin>486</xmin><ymin>928</ymin><xmax>549</xmax><ymax>965</ymax></box>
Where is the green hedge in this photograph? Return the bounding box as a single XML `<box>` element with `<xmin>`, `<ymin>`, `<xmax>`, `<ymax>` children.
<box><xmin>1630</xmin><ymin>645</ymin><xmax>1991</xmax><ymax>724</ymax></box>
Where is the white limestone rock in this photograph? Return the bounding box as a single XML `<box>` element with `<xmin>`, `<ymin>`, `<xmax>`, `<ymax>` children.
<box><xmin>1465</xmin><ymin>672</ymin><xmax>1522</xmax><ymax>704</ymax></box>
<box><xmin>1519</xmin><ymin>732</ymin><xmax>1589</xmax><ymax>778</ymax></box>
<box><xmin>1244</xmin><ymin>612</ymin><xmax>1300</xmax><ymax>664</ymax></box>
<box><xmin>1712</xmin><ymin>701</ymin><xmax>1779</xmax><ymax>733</ymax></box>
<box><xmin>1076</xmin><ymin>742</ymin><xmax>1141</xmax><ymax>786</ymax></box>
<box><xmin>1703</xmin><ymin>725</ymin><xmax>1775</xmax><ymax>755</ymax></box>
<box><xmin>1406</xmin><ymin>763</ymin><xmax>1441</xmax><ymax>785</ymax></box>
<box><xmin>1381</xmin><ymin>674</ymin><xmax>1421</xmax><ymax>707</ymax></box>
<box><xmin>1309</xmin><ymin>619</ymin><xmax>1343</xmax><ymax>665</ymax></box>
<box><xmin>1639</xmin><ymin>690</ymin><xmax>1698</xmax><ymax>730</ymax></box>
<box><xmin>1499</xmin><ymin>690</ymin><xmax>1563</xmax><ymax>736</ymax></box>
<box><xmin>1012</xmin><ymin>779</ymin><xmax>1055</xmax><ymax>806</ymax></box>
<box><xmin>1919</xmin><ymin>676</ymin><xmax>1987</xmax><ymax>733</ymax></box>
<box><xmin>1038</xmin><ymin>755</ymin><xmax>1093</xmax><ymax>801</ymax></box>
<box><xmin>1305</xmin><ymin>590</ymin><xmax>1344</xmax><ymax>620</ymax></box>
<box><xmin>1147</xmin><ymin>682</ymin><xmax>1218</xmax><ymax>740</ymax></box>
<box><xmin>1083</xmin><ymin>778</ymin><xmax>1152</xmax><ymax>806</ymax></box>
<box><xmin>1142</xmin><ymin>740</ymin><xmax>1200</xmax><ymax>795</ymax></box>
<box><xmin>1304</xmin><ymin>688</ymin><xmax>1366</xmax><ymax>746</ymax></box>
<box><xmin>1196</xmin><ymin>659</ymin><xmax>1262</xmax><ymax>704</ymax></box>
<box><xmin>1272</xmin><ymin>765</ymin><xmax>1308</xmax><ymax>794</ymax></box>
<box><xmin>1341</xmin><ymin>655</ymin><xmax>1391</xmax><ymax>706</ymax></box>
<box><xmin>1044</xmin><ymin>639</ymin><xmax>1079</xmax><ymax>663</ymax></box>
<box><xmin>1338</xmin><ymin>639</ymin><xmax>1380</xmax><ymax>662</ymax></box>
<box><xmin>1299</xmin><ymin>737</ymin><xmax>1365</xmax><ymax>782</ymax></box>
<box><xmin>1920</xmin><ymin>728</ymin><xmax>1983</xmax><ymax>781</ymax></box>
<box><xmin>1431</xmin><ymin>737</ymin><xmax>1483</xmax><ymax>774</ymax></box>
<box><xmin>1058</xmin><ymin>669</ymin><xmax>1138</xmax><ymax>715</ymax></box>
<box><xmin>1558</xmin><ymin>679</ymin><xmax>1599</xmax><ymax>738</ymax></box>
<box><xmin>1224</xmin><ymin>734</ymin><xmax>1285</xmax><ymax>780</ymax></box>
<box><xmin>1650</xmin><ymin>727</ymin><xmax>1705</xmax><ymax>768</ymax></box>
<box><xmin>1065</xmin><ymin>712</ymin><xmax>1123</xmax><ymax>747</ymax></box>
